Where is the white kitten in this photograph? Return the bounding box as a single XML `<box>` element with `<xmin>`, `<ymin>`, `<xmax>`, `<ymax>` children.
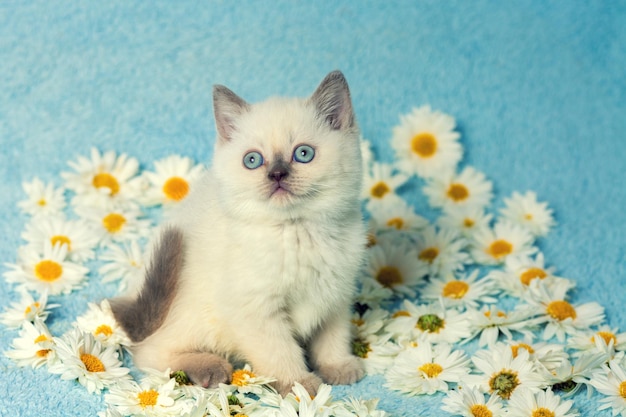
<box><xmin>111</xmin><ymin>71</ymin><xmax>366</xmax><ymax>395</ymax></box>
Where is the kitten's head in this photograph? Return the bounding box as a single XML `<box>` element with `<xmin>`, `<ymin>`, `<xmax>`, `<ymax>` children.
<box><xmin>211</xmin><ymin>71</ymin><xmax>362</xmax><ymax>222</ymax></box>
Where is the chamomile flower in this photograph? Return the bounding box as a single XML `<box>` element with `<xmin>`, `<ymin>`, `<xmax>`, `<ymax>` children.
<box><xmin>466</xmin><ymin>305</ymin><xmax>540</xmax><ymax>347</ymax></box>
<box><xmin>467</xmin><ymin>344</ymin><xmax>547</xmax><ymax>400</ymax></box>
<box><xmin>333</xmin><ymin>397</ymin><xmax>388</xmax><ymax>417</ymax></box>
<box><xmin>384</xmin><ymin>300</ymin><xmax>472</xmax><ymax>345</ymax></box>
<box><xmin>0</xmin><ymin>289</ymin><xmax>59</xmax><ymax>329</ymax></box>
<box><xmin>568</xmin><ymin>326</ymin><xmax>626</xmax><ymax>357</ymax></box>
<box><xmin>75</xmin><ymin>300</ymin><xmax>132</xmax><ymax>349</ymax></box>
<box><xmin>283</xmin><ymin>382</ymin><xmax>334</xmax><ymax>417</ymax></box>
<box><xmin>545</xmin><ymin>352</ymin><xmax>608</xmax><ymax>397</ymax></box>
<box><xmin>441</xmin><ymin>385</ymin><xmax>506</xmax><ymax>417</ymax></box>
<box><xmin>104</xmin><ymin>377</ymin><xmax>186</xmax><ymax>417</ymax></box>
<box><xmin>367</xmin><ymin>197</ymin><xmax>429</xmax><ymax>234</ymax></box>
<box><xmin>503</xmin><ymin>340</ymin><xmax>568</xmax><ymax>374</ymax></box>
<box><xmin>470</xmin><ymin>221</ymin><xmax>537</xmax><ymax>265</ymax></box>
<box><xmin>230</xmin><ymin>364</ymin><xmax>277</xmax><ymax>395</ymax></box>
<box><xmin>390</xmin><ymin>106</ymin><xmax>462</xmax><ymax>179</ymax></box>
<box><xmin>356</xmin><ymin>276</ymin><xmax>394</xmax><ymax>308</ymax></box>
<box><xmin>22</xmin><ymin>216</ymin><xmax>99</xmax><ymax>263</ymax></box>
<box><xmin>360</xmin><ymin>340</ymin><xmax>403</xmax><ymax>375</ymax></box>
<box><xmin>352</xmin><ymin>307</ymin><xmax>390</xmax><ymax>344</ymax></box>
<box><xmin>362</xmin><ymin>239</ymin><xmax>428</xmax><ymax>298</ymax></box>
<box><xmin>414</xmin><ymin>225</ymin><xmax>470</xmax><ymax>278</ymax></box>
<box><xmin>385</xmin><ymin>342</ymin><xmax>470</xmax><ymax>396</ymax></box>
<box><xmin>588</xmin><ymin>359</ymin><xmax>626</xmax><ymax>416</ymax></box>
<box><xmin>17</xmin><ymin>177</ymin><xmax>66</xmax><ymax>218</ymax></box>
<box><xmin>488</xmin><ymin>252</ymin><xmax>574</xmax><ymax>299</ymax></box>
<box><xmin>524</xmin><ymin>280</ymin><xmax>605</xmax><ymax>342</ymax></box>
<box><xmin>48</xmin><ymin>328</ymin><xmax>131</xmax><ymax>393</ymax></box>
<box><xmin>98</xmin><ymin>239</ymin><xmax>146</xmax><ymax>293</ymax></box>
<box><xmin>500</xmin><ymin>191</ymin><xmax>556</xmax><ymax>237</ymax></box>
<box><xmin>62</xmin><ymin>148</ymin><xmax>143</xmax><ymax>209</ymax></box>
<box><xmin>140</xmin><ymin>155</ymin><xmax>205</xmax><ymax>206</ymax></box>
<box><xmin>423</xmin><ymin>167</ymin><xmax>493</xmax><ymax>210</ymax></box>
<box><xmin>77</xmin><ymin>205</ymin><xmax>152</xmax><ymax>248</ymax></box>
<box><xmin>4</xmin><ymin>319</ymin><xmax>57</xmax><ymax>369</ymax></box>
<box><xmin>362</xmin><ymin>163</ymin><xmax>409</xmax><ymax>208</ymax></box>
<box><xmin>420</xmin><ymin>270</ymin><xmax>498</xmax><ymax>310</ymax></box>
<box><xmin>4</xmin><ymin>241</ymin><xmax>89</xmax><ymax>295</ymax></box>
<box><xmin>437</xmin><ymin>205</ymin><xmax>493</xmax><ymax>239</ymax></box>
<box><xmin>507</xmin><ymin>387</ymin><xmax>579</xmax><ymax>417</ymax></box>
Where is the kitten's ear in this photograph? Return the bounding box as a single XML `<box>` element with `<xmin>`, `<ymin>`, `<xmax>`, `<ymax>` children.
<box><xmin>310</xmin><ymin>70</ymin><xmax>355</xmax><ymax>131</ymax></box>
<box><xmin>213</xmin><ymin>85</ymin><xmax>250</xmax><ymax>143</ymax></box>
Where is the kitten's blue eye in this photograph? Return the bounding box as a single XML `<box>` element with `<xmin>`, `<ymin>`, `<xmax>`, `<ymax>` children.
<box><xmin>293</xmin><ymin>145</ymin><xmax>315</xmax><ymax>163</ymax></box>
<box><xmin>243</xmin><ymin>151</ymin><xmax>264</xmax><ymax>169</ymax></box>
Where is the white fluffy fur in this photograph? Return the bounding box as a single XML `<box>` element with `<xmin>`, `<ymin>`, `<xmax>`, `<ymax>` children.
<box><xmin>130</xmin><ymin>73</ymin><xmax>366</xmax><ymax>394</ymax></box>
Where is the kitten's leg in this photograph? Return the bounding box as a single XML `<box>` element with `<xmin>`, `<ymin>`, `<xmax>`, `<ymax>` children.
<box><xmin>169</xmin><ymin>351</ymin><xmax>233</xmax><ymax>389</ymax></box>
<box><xmin>309</xmin><ymin>309</ymin><xmax>364</xmax><ymax>385</ymax></box>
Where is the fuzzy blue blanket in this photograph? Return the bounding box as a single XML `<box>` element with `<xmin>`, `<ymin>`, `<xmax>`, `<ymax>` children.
<box><xmin>1</xmin><ymin>1</ymin><xmax>625</xmax><ymax>416</ymax></box>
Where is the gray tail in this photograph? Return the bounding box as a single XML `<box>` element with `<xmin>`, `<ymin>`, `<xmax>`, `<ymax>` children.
<box><xmin>110</xmin><ymin>226</ymin><xmax>185</xmax><ymax>343</ymax></box>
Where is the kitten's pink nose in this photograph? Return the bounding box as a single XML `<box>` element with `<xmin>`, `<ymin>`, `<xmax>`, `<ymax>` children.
<box><xmin>269</xmin><ymin>169</ymin><xmax>289</xmax><ymax>182</ymax></box>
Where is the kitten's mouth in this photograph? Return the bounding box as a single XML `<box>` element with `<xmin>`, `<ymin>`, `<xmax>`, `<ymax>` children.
<box><xmin>269</xmin><ymin>182</ymin><xmax>293</xmax><ymax>198</ymax></box>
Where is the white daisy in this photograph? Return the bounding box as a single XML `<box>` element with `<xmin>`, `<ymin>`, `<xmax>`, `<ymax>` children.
<box><xmin>98</xmin><ymin>239</ymin><xmax>147</xmax><ymax>293</ymax></box>
<box><xmin>507</xmin><ymin>387</ymin><xmax>579</xmax><ymax>417</ymax></box>
<box><xmin>441</xmin><ymin>385</ymin><xmax>506</xmax><ymax>417</ymax></box>
<box><xmin>48</xmin><ymin>328</ymin><xmax>131</xmax><ymax>393</ymax></box>
<box><xmin>352</xmin><ymin>307</ymin><xmax>390</xmax><ymax>344</ymax></box>
<box><xmin>360</xmin><ymin>340</ymin><xmax>403</xmax><ymax>375</ymax></box>
<box><xmin>488</xmin><ymin>252</ymin><xmax>574</xmax><ymax>299</ymax></box>
<box><xmin>140</xmin><ymin>154</ymin><xmax>205</xmax><ymax>206</ymax></box>
<box><xmin>423</xmin><ymin>166</ymin><xmax>493</xmax><ymax>210</ymax></box>
<box><xmin>390</xmin><ymin>106</ymin><xmax>462</xmax><ymax>179</ymax></box>
<box><xmin>4</xmin><ymin>318</ymin><xmax>57</xmax><ymax>369</ymax></box>
<box><xmin>0</xmin><ymin>289</ymin><xmax>59</xmax><ymax>329</ymax></box>
<box><xmin>470</xmin><ymin>221</ymin><xmax>537</xmax><ymax>265</ymax></box>
<box><xmin>367</xmin><ymin>197</ymin><xmax>429</xmax><ymax>234</ymax></box>
<box><xmin>355</xmin><ymin>276</ymin><xmax>394</xmax><ymax>308</ymax></box>
<box><xmin>568</xmin><ymin>326</ymin><xmax>626</xmax><ymax>357</ymax></box>
<box><xmin>384</xmin><ymin>300</ymin><xmax>472</xmax><ymax>345</ymax></box>
<box><xmin>385</xmin><ymin>342</ymin><xmax>470</xmax><ymax>396</ymax></box>
<box><xmin>588</xmin><ymin>359</ymin><xmax>626</xmax><ymax>416</ymax></box>
<box><xmin>544</xmin><ymin>352</ymin><xmax>608</xmax><ymax>397</ymax></box>
<box><xmin>503</xmin><ymin>340</ymin><xmax>568</xmax><ymax>374</ymax></box>
<box><xmin>361</xmin><ymin>239</ymin><xmax>428</xmax><ymax>298</ymax></box>
<box><xmin>524</xmin><ymin>280</ymin><xmax>605</xmax><ymax>342</ymax></box>
<box><xmin>61</xmin><ymin>147</ymin><xmax>142</xmax><ymax>209</ymax></box>
<box><xmin>467</xmin><ymin>344</ymin><xmax>547</xmax><ymax>400</ymax></box>
<box><xmin>362</xmin><ymin>162</ymin><xmax>410</xmax><ymax>207</ymax></box>
<box><xmin>17</xmin><ymin>177</ymin><xmax>66</xmax><ymax>218</ymax></box>
<box><xmin>414</xmin><ymin>225</ymin><xmax>470</xmax><ymax>278</ymax></box>
<box><xmin>76</xmin><ymin>205</ymin><xmax>152</xmax><ymax>248</ymax></box>
<box><xmin>466</xmin><ymin>305</ymin><xmax>540</xmax><ymax>347</ymax></box>
<box><xmin>437</xmin><ymin>205</ymin><xmax>493</xmax><ymax>239</ymax></box>
<box><xmin>74</xmin><ymin>300</ymin><xmax>132</xmax><ymax>349</ymax></box>
<box><xmin>229</xmin><ymin>364</ymin><xmax>277</xmax><ymax>395</ymax></box>
<box><xmin>21</xmin><ymin>215</ymin><xmax>99</xmax><ymax>263</ymax></box>
<box><xmin>333</xmin><ymin>397</ymin><xmax>388</xmax><ymax>417</ymax></box>
<box><xmin>104</xmin><ymin>377</ymin><xmax>186</xmax><ymax>417</ymax></box>
<box><xmin>500</xmin><ymin>191</ymin><xmax>556</xmax><ymax>237</ymax></box>
<box><xmin>4</xmin><ymin>241</ymin><xmax>89</xmax><ymax>295</ymax></box>
<box><xmin>283</xmin><ymin>382</ymin><xmax>334</xmax><ymax>417</ymax></box>
<box><xmin>420</xmin><ymin>270</ymin><xmax>498</xmax><ymax>310</ymax></box>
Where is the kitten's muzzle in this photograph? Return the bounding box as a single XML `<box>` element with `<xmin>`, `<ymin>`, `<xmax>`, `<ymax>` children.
<box><xmin>267</xmin><ymin>160</ymin><xmax>290</xmax><ymax>182</ymax></box>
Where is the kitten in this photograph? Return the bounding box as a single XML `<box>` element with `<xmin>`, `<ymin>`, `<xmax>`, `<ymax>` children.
<box><xmin>111</xmin><ymin>71</ymin><xmax>366</xmax><ymax>395</ymax></box>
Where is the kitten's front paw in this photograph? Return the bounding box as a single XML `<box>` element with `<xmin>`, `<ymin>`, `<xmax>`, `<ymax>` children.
<box><xmin>175</xmin><ymin>352</ymin><xmax>233</xmax><ymax>389</ymax></box>
<box><xmin>316</xmin><ymin>356</ymin><xmax>364</xmax><ymax>385</ymax></box>
<box><xmin>273</xmin><ymin>372</ymin><xmax>323</xmax><ymax>397</ymax></box>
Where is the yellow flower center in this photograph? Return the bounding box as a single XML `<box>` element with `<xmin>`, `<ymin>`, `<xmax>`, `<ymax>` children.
<box><xmin>447</xmin><ymin>183</ymin><xmax>469</xmax><ymax>202</ymax></box>
<box><xmin>546</xmin><ymin>300</ymin><xmax>577</xmax><ymax>321</ymax></box>
<box><xmin>232</xmin><ymin>369</ymin><xmax>256</xmax><ymax>386</ymax></box>
<box><xmin>520</xmin><ymin>267</ymin><xmax>547</xmax><ymax>286</ymax></box>
<box><xmin>137</xmin><ymin>389</ymin><xmax>159</xmax><ymax>408</ymax></box>
<box><xmin>80</xmin><ymin>353</ymin><xmax>106</xmax><ymax>373</ymax></box>
<box><xmin>416</xmin><ymin>314</ymin><xmax>445</xmax><ymax>333</ymax></box>
<box><xmin>418</xmin><ymin>247</ymin><xmax>439</xmax><ymax>264</ymax></box>
<box><xmin>619</xmin><ymin>381</ymin><xmax>626</xmax><ymax>399</ymax></box>
<box><xmin>162</xmin><ymin>176</ymin><xmax>190</xmax><ymax>201</ymax></box>
<box><xmin>392</xmin><ymin>310</ymin><xmax>411</xmax><ymax>318</ymax></box>
<box><xmin>34</xmin><ymin>334</ymin><xmax>50</xmax><ymax>344</ymax></box>
<box><xmin>470</xmin><ymin>404</ymin><xmax>493</xmax><ymax>417</ymax></box>
<box><xmin>592</xmin><ymin>331</ymin><xmax>617</xmax><ymax>346</ymax></box>
<box><xmin>531</xmin><ymin>408</ymin><xmax>555</xmax><ymax>417</ymax></box>
<box><xmin>418</xmin><ymin>363</ymin><xmax>443</xmax><ymax>378</ymax></box>
<box><xmin>24</xmin><ymin>302</ymin><xmax>41</xmax><ymax>316</ymax></box>
<box><xmin>376</xmin><ymin>266</ymin><xmax>403</xmax><ymax>288</ymax></box>
<box><xmin>487</xmin><ymin>240</ymin><xmax>513</xmax><ymax>259</ymax></box>
<box><xmin>37</xmin><ymin>199</ymin><xmax>47</xmax><ymax>206</ymax></box>
<box><xmin>366</xmin><ymin>233</ymin><xmax>377</xmax><ymax>247</ymax></box>
<box><xmin>386</xmin><ymin>217</ymin><xmax>405</xmax><ymax>230</ymax></box>
<box><xmin>351</xmin><ymin>318</ymin><xmax>365</xmax><ymax>327</ymax></box>
<box><xmin>442</xmin><ymin>281</ymin><xmax>469</xmax><ymax>299</ymax></box>
<box><xmin>95</xmin><ymin>325</ymin><xmax>114</xmax><ymax>337</ymax></box>
<box><xmin>35</xmin><ymin>260</ymin><xmax>63</xmax><ymax>282</ymax></box>
<box><xmin>463</xmin><ymin>218</ymin><xmax>475</xmax><ymax>228</ymax></box>
<box><xmin>370</xmin><ymin>181</ymin><xmax>391</xmax><ymax>199</ymax></box>
<box><xmin>50</xmin><ymin>235</ymin><xmax>72</xmax><ymax>251</ymax></box>
<box><xmin>489</xmin><ymin>369</ymin><xmax>519</xmax><ymax>399</ymax></box>
<box><xmin>102</xmin><ymin>213</ymin><xmax>126</xmax><ymax>233</ymax></box>
<box><xmin>92</xmin><ymin>173</ymin><xmax>120</xmax><ymax>196</ymax></box>
<box><xmin>484</xmin><ymin>310</ymin><xmax>507</xmax><ymax>319</ymax></box>
<box><xmin>511</xmin><ymin>343</ymin><xmax>535</xmax><ymax>358</ymax></box>
<box><xmin>411</xmin><ymin>133</ymin><xmax>437</xmax><ymax>158</ymax></box>
<box><xmin>525</xmin><ymin>213</ymin><xmax>534</xmax><ymax>221</ymax></box>
<box><xmin>36</xmin><ymin>349</ymin><xmax>52</xmax><ymax>358</ymax></box>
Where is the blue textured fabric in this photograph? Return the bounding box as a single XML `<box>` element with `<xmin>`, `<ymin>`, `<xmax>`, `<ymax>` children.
<box><xmin>1</xmin><ymin>1</ymin><xmax>625</xmax><ymax>416</ymax></box>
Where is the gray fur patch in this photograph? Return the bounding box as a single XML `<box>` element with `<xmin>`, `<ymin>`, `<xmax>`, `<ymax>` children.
<box><xmin>110</xmin><ymin>226</ymin><xmax>185</xmax><ymax>343</ymax></box>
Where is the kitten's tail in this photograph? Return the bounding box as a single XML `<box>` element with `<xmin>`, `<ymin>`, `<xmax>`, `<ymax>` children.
<box><xmin>110</xmin><ymin>226</ymin><xmax>185</xmax><ymax>343</ymax></box>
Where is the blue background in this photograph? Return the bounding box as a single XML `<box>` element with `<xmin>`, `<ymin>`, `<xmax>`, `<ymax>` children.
<box><xmin>1</xmin><ymin>1</ymin><xmax>624</xmax><ymax>416</ymax></box>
